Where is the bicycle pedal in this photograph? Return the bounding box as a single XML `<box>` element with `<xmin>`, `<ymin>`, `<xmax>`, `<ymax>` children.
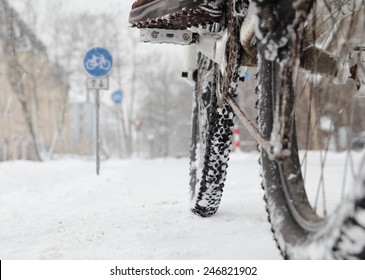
<box><xmin>140</xmin><ymin>29</ymin><xmax>197</xmax><ymax>45</ymax></box>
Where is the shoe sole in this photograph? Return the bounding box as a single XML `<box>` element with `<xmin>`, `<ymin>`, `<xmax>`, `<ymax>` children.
<box><xmin>129</xmin><ymin>0</ymin><xmax>203</xmax><ymax>23</ymax></box>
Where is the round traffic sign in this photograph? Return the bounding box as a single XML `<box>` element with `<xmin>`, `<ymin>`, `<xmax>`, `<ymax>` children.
<box><xmin>83</xmin><ymin>47</ymin><xmax>113</xmax><ymax>77</ymax></box>
<box><xmin>111</xmin><ymin>90</ymin><xmax>123</xmax><ymax>105</ymax></box>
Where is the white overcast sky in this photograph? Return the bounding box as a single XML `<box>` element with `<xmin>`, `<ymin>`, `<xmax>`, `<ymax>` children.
<box><xmin>65</xmin><ymin>0</ymin><xmax>134</xmax><ymax>13</ymax></box>
<box><xmin>9</xmin><ymin>0</ymin><xmax>137</xmax><ymax>46</ymax></box>
<box><xmin>11</xmin><ymin>0</ymin><xmax>134</xmax><ymax>15</ymax></box>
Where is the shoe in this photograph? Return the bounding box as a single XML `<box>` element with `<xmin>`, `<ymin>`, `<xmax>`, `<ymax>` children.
<box><xmin>129</xmin><ymin>0</ymin><xmax>224</xmax><ymax>30</ymax></box>
<box><xmin>130</xmin><ymin>0</ymin><xmax>203</xmax><ymax>23</ymax></box>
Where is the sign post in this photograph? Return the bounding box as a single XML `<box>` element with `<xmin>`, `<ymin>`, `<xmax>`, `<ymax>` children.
<box><xmin>83</xmin><ymin>47</ymin><xmax>113</xmax><ymax>175</ymax></box>
<box><xmin>111</xmin><ymin>90</ymin><xmax>124</xmax><ymax>158</ymax></box>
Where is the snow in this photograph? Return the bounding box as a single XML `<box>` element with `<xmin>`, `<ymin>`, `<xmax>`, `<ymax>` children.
<box><xmin>0</xmin><ymin>153</ymin><xmax>281</xmax><ymax>260</ymax></box>
<box><xmin>1</xmin><ymin>151</ymin><xmax>365</xmax><ymax>259</ymax></box>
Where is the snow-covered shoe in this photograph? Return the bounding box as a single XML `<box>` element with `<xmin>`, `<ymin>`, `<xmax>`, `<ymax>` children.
<box><xmin>129</xmin><ymin>0</ymin><xmax>224</xmax><ymax>30</ymax></box>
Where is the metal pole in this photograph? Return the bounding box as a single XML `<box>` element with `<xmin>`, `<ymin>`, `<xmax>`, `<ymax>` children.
<box><xmin>96</xmin><ymin>89</ymin><xmax>100</xmax><ymax>175</ymax></box>
<box><xmin>116</xmin><ymin>109</ymin><xmax>122</xmax><ymax>158</ymax></box>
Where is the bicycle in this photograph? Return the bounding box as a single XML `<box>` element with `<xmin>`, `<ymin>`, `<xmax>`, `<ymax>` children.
<box><xmin>85</xmin><ymin>54</ymin><xmax>112</xmax><ymax>71</ymax></box>
<box><xmin>131</xmin><ymin>0</ymin><xmax>365</xmax><ymax>259</ymax></box>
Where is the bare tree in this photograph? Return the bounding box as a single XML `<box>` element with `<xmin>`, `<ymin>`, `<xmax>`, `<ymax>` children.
<box><xmin>2</xmin><ymin>0</ymin><xmax>44</xmax><ymax>160</ymax></box>
<box><xmin>4</xmin><ymin>0</ymin><xmax>192</xmax><ymax>160</ymax></box>
<box><xmin>137</xmin><ymin>48</ymin><xmax>191</xmax><ymax>158</ymax></box>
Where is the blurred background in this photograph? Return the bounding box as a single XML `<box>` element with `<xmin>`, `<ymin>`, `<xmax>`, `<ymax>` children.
<box><xmin>0</xmin><ymin>0</ymin><xmax>200</xmax><ymax>161</ymax></box>
<box><xmin>1</xmin><ymin>0</ymin><xmax>365</xmax><ymax>163</ymax></box>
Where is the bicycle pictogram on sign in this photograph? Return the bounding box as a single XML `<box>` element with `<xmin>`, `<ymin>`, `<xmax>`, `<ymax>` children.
<box><xmin>85</xmin><ymin>54</ymin><xmax>112</xmax><ymax>71</ymax></box>
<box><xmin>83</xmin><ymin>47</ymin><xmax>113</xmax><ymax>77</ymax></box>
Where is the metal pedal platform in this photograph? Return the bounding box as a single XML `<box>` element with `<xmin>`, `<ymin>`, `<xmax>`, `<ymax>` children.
<box><xmin>140</xmin><ymin>29</ymin><xmax>197</xmax><ymax>45</ymax></box>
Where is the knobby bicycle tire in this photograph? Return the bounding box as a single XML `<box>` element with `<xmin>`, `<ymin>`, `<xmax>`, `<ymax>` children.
<box><xmin>189</xmin><ymin>52</ymin><xmax>235</xmax><ymax>217</ymax></box>
<box><xmin>189</xmin><ymin>0</ymin><xmax>244</xmax><ymax>217</ymax></box>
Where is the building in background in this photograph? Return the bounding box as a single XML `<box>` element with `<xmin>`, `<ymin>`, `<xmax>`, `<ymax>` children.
<box><xmin>0</xmin><ymin>0</ymin><xmax>73</xmax><ymax>161</ymax></box>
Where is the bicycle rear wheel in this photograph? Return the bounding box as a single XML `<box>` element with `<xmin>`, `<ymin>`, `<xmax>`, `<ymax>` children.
<box><xmin>256</xmin><ymin>0</ymin><xmax>365</xmax><ymax>259</ymax></box>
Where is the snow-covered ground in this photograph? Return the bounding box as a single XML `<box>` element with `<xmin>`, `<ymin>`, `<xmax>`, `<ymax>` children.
<box><xmin>0</xmin><ymin>153</ymin><xmax>282</xmax><ymax>260</ymax></box>
<box><xmin>2</xmin><ymin>151</ymin><xmax>364</xmax><ymax>260</ymax></box>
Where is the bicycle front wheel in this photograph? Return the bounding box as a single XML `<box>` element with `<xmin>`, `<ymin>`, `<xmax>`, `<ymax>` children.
<box><xmin>189</xmin><ymin>52</ymin><xmax>235</xmax><ymax>217</ymax></box>
<box><xmin>257</xmin><ymin>0</ymin><xmax>365</xmax><ymax>259</ymax></box>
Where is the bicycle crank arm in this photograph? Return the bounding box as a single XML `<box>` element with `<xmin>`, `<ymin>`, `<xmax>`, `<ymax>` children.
<box><xmin>300</xmin><ymin>46</ymin><xmax>337</xmax><ymax>79</ymax></box>
<box><xmin>300</xmin><ymin>45</ymin><xmax>365</xmax><ymax>89</ymax></box>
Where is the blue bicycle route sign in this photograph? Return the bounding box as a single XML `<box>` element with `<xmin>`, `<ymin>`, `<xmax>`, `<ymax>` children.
<box><xmin>83</xmin><ymin>47</ymin><xmax>113</xmax><ymax>77</ymax></box>
<box><xmin>111</xmin><ymin>90</ymin><xmax>123</xmax><ymax>105</ymax></box>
